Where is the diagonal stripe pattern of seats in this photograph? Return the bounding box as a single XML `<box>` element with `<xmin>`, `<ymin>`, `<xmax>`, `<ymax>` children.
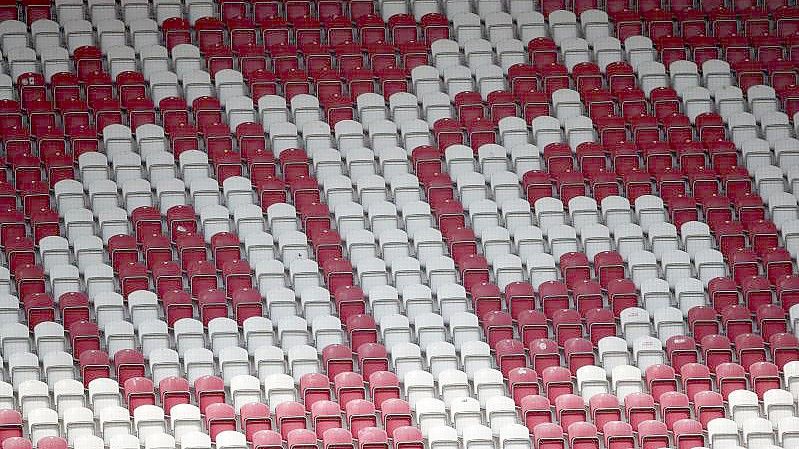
<box><xmin>1</xmin><ymin>0</ymin><xmax>799</xmax><ymax>448</ymax></box>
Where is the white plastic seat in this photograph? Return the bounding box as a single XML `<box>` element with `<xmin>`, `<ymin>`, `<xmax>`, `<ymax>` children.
<box><xmin>53</xmin><ymin>379</ymin><xmax>85</xmax><ymax>419</ymax></box>
<box><xmin>288</xmin><ymin>258</ymin><xmax>321</xmax><ymax>295</ymax></box>
<box><xmin>182</xmin><ymin>348</ymin><xmax>215</xmax><ymax>385</ymax></box>
<box><xmin>763</xmin><ymin>388</ymin><xmax>795</xmax><ymax>427</ymax></box>
<box><xmin>301</xmin><ymin>120</ymin><xmax>333</xmax><ymax>153</ymax></box>
<box><xmin>515</xmin><ymin>11</ymin><xmax>547</xmax><ymax>43</ymax></box>
<box><xmin>218</xmin><ymin>347</ymin><xmax>252</xmax><ymax>386</ymax></box>
<box><xmin>682</xmin><ymin>86</ymin><xmax>713</xmax><ymax>123</ymax></box>
<box><xmin>425</xmin><ymin>341</ymin><xmax>458</xmax><ymax>379</ymax></box>
<box><xmin>443</xmin><ymin>65</ymin><xmax>475</xmax><ymax>100</ymax></box>
<box><xmin>633</xmin><ymin>335</ymin><xmax>666</xmax><ymax>372</ymax></box>
<box><xmin>532</xmin><ymin>116</ymin><xmax>564</xmax><ymax>152</ymax></box>
<box><xmin>458</xmin><ymin>172</ymin><xmax>489</xmax><ymax>207</ymax></box>
<box><xmin>9</xmin><ymin>352</ymin><xmax>40</xmax><ymax>390</ymax></box>
<box><xmin>577</xmin><ymin>365</ymin><xmax>610</xmax><ymax>403</ymax></box>
<box><xmin>748</xmin><ymin>84</ymin><xmax>779</xmax><ymax>119</ymax></box>
<box><xmin>475</xmin><ymin>64</ymin><xmax>506</xmax><ymax>100</ymax></box>
<box><xmin>611</xmin><ymin>365</ymin><xmax>643</xmax><ymax>402</ymax></box>
<box><xmin>258</xmin><ymin>95</ymin><xmax>289</xmax><ymax>132</ymax></box>
<box><xmin>215</xmin><ymin>69</ymin><xmax>246</xmax><ymax>106</ymax></box>
<box><xmin>661</xmin><ymin>250</ymin><xmax>692</xmax><ymax>289</ymax></box>
<box><xmin>694</xmin><ymin>249</ymin><xmax>727</xmax><ymax>287</ymax></box>
<box><xmin>170</xmin><ymin>405</ymin><xmax>203</xmax><ymax>444</ymax></box>
<box><xmin>28</xmin><ymin>408</ymin><xmax>59</xmax><ymax>446</ymax></box>
<box><xmin>549</xmin><ymin>10</ymin><xmax>578</xmax><ymax>44</ymax></box>
<box><xmin>636</xmin><ymin>61</ymin><xmax>668</xmax><ymax>97</ymax></box>
<box><xmin>560</xmin><ymin>38</ymin><xmax>591</xmax><ymax>71</ymax></box>
<box><xmin>84</xmin><ymin>264</ymin><xmax>116</xmax><ymax>299</ymax></box>
<box><xmin>270</xmin><ymin>122</ymin><xmax>300</xmax><ymax>157</ymax></box>
<box><xmin>669</xmin><ymin>60</ymin><xmax>700</xmax><ymax>95</ymax></box>
<box><xmin>7</xmin><ymin>46</ymin><xmax>37</xmax><ymax>81</ymax></box>
<box><xmin>581</xmin><ymin>9</ymin><xmax>611</xmax><ymax>41</ymax></box>
<box><xmin>174</xmin><ymin>319</ymin><xmax>205</xmax><ymax>358</ymax></box>
<box><xmin>40</xmin><ymin>46</ymin><xmax>70</xmax><ymax>82</ymax></box>
<box><xmin>564</xmin><ymin>115</ymin><xmax>595</xmax><ymax>150</ymax></box>
<box><xmin>702</xmin><ymin>59</ymin><xmax>733</xmax><ymax>92</ymax></box>
<box><xmin>675</xmin><ymin>278</ymin><xmax>705</xmax><ymax>317</ymax></box>
<box><xmin>592</xmin><ymin>37</ymin><xmax>623</xmax><ymax>71</ymax></box>
<box><xmin>19</xmin><ymin>380</ymin><xmax>51</xmax><ymax>420</ymax></box>
<box><xmin>460</xmin><ymin>341</ymin><xmax>493</xmax><ymax>380</ymax></box>
<box><xmin>761</xmin><ymin>111</ymin><xmax>793</xmax><ymax>145</ymax></box>
<box><xmin>681</xmin><ymin>221</ymin><xmax>713</xmax><ymax>258</ymax></box>
<box><xmin>598</xmin><ymin>336</ymin><xmax>630</xmax><ymax>376</ymax></box>
<box><xmin>391</xmin><ymin>342</ymin><xmax>424</xmax><ymax>382</ymax></box>
<box><xmin>634</xmin><ymin>195</ymin><xmax>666</xmax><ymax>233</ymax></box>
<box><xmin>639</xmin><ymin>278</ymin><xmax>669</xmax><ymax>318</ymax></box>
<box><xmin>300</xmin><ymin>287</ymin><xmax>334</xmax><ymax>323</ymax></box>
<box><xmin>148</xmin><ymin>348</ymin><xmax>180</xmax><ymax>385</ymax></box>
<box><xmin>438</xmin><ymin>287</ymin><xmax>471</xmax><ymax>325</ymax></box>
<box><xmin>620</xmin><ymin>307</ymin><xmax>652</xmax><ymax>348</ymax></box>
<box><xmin>473</xmin><ymin>369</ymin><xmax>506</xmax><ymax>408</ymax></box>
<box><xmin>64</xmin><ymin>406</ymin><xmax>95</xmax><ymax>445</ymax></box>
<box><xmin>452</xmin><ymin>12</ymin><xmax>482</xmax><ymax>46</ymax></box>
<box><xmin>511</xmin><ymin>144</ymin><xmax>542</xmax><ymax>177</ymax></box>
<box><xmin>624</xmin><ymin>35</ymin><xmax>656</xmax><ymax>70</ymax></box>
<box><xmin>496</xmin><ymin>39</ymin><xmax>527</xmax><ymax>72</ymax></box>
<box><xmin>552</xmin><ymin>88</ymin><xmax>583</xmax><ymax>124</ymax></box>
<box><xmin>743</xmin><ymin>417</ymin><xmax>777</xmax><ymax>448</ymax></box>
<box><xmin>93</xmin><ymin>292</ymin><xmax>125</xmax><ymax>329</ymax></box>
<box><xmin>104</xmin><ymin>321</ymin><xmax>136</xmax><ymax>357</ymax></box>
<box><xmin>715</xmin><ymin>86</ymin><xmax>746</xmax><ymax>121</ymax></box>
<box><xmin>139</xmin><ymin>320</ymin><xmax>170</xmax><ymax>359</ymax></box>
<box><xmin>417</xmin><ymin>398</ymin><xmax>449</xmax><ymax>438</ymax></box>
<box><xmin>311</xmin><ymin>315</ymin><xmax>344</xmax><ymax>352</ymax></box>
<box><xmin>437</xmin><ymin>369</ymin><xmax>470</xmax><ymax>408</ymax></box>
<box><xmin>403</xmin><ymin>370</ymin><xmax>436</xmax><ymax>409</ymax></box>
<box><xmin>89</xmin><ymin>378</ymin><xmax>123</xmax><ymax>417</ymax></box>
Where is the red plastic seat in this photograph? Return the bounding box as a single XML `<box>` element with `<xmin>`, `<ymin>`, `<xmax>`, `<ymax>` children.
<box><xmin>253</xmin><ymin>430</ymin><xmax>283</xmax><ymax>449</ymax></box>
<box><xmin>195</xmin><ymin>376</ymin><xmax>226</xmax><ymax>415</ymax></box>
<box><xmin>534</xmin><ymin>423</ymin><xmax>565</xmax><ymax>449</ymax></box>
<box><xmin>79</xmin><ymin>349</ymin><xmax>111</xmax><ymax>387</ymax></box>
<box><xmin>345</xmin><ymin>399</ymin><xmax>377</xmax><ymax>438</ymax></box>
<box><xmin>590</xmin><ymin>394</ymin><xmax>621</xmax><ymax>434</ymax></box>
<box><xmin>28</xmin><ymin>438</ymin><xmax>64</xmax><ymax>449</ymax></box>
<box><xmin>311</xmin><ymin>400</ymin><xmax>343</xmax><ymax>439</ymax></box>
<box><xmin>520</xmin><ymin>395</ymin><xmax>551</xmax><ymax>432</ymax></box>
<box><xmin>380</xmin><ymin>399</ymin><xmax>412</xmax><ymax>437</ymax></box>
<box><xmin>482</xmin><ymin>310</ymin><xmax>514</xmax><ymax>347</ymax></box>
<box><xmin>693</xmin><ymin>390</ymin><xmax>725</xmax><ymax>429</ymax></box>
<box><xmin>770</xmin><ymin>332</ymin><xmax>799</xmax><ymax>368</ymax></box>
<box><xmin>162</xmin><ymin>291</ymin><xmax>194</xmax><ymax>328</ymax></box>
<box><xmin>59</xmin><ymin>292</ymin><xmax>91</xmax><ymax>331</ymax></box>
<box><xmin>700</xmin><ymin>334</ymin><xmax>734</xmax><ymax>373</ymax></box>
<box><xmin>0</xmin><ymin>411</ymin><xmax>22</xmax><ymax>446</ymax></box>
<box><xmin>658</xmin><ymin>391</ymin><xmax>691</xmax><ymax>430</ymax></box>
<box><xmin>721</xmin><ymin>304</ymin><xmax>754</xmax><ymax>340</ymax></box>
<box><xmin>528</xmin><ymin>338</ymin><xmax>560</xmax><ymax>376</ymax></box>
<box><xmin>509</xmin><ymin>368</ymin><xmax>540</xmax><ymax>406</ymax></box>
<box><xmin>645</xmin><ymin>364</ymin><xmax>678</xmax><ymax>402</ymax></box>
<box><xmin>368</xmin><ymin>371</ymin><xmax>400</xmax><ymax>410</ymax></box>
<box><xmin>206</xmin><ymin>403</ymin><xmax>237</xmax><ymax>441</ymax></box>
<box><xmin>518</xmin><ymin>309</ymin><xmax>549</xmax><ymax>347</ymax></box>
<box><xmin>607</xmin><ymin>279</ymin><xmax>639</xmax><ymax>318</ymax></box>
<box><xmin>300</xmin><ymin>373</ymin><xmax>331</xmax><ymax>411</ymax></box>
<box><xmin>124</xmin><ymin>377</ymin><xmax>156</xmax><ymax>414</ymax></box>
<box><xmin>287</xmin><ymin>429</ymin><xmax>317</xmax><ymax>449</ymax></box>
<box><xmin>625</xmin><ymin>393</ymin><xmax>656</xmax><ymax>431</ymax></box>
<box><xmin>538</xmin><ymin>281</ymin><xmax>570</xmax><ymax>319</ymax></box>
<box><xmin>564</xmin><ymin>337</ymin><xmax>595</xmax><ymax>375</ymax></box>
<box><xmin>541</xmin><ymin>365</ymin><xmax>573</xmax><ymax>402</ymax></box>
<box><xmin>241</xmin><ymin>402</ymin><xmax>272</xmax><ymax>443</ymax></box>
<box><xmin>585</xmin><ymin>308</ymin><xmax>617</xmax><ymax>346</ymax></box>
<box><xmin>495</xmin><ymin>339</ymin><xmax>527</xmax><ymax>377</ymax></box>
<box><xmin>673</xmin><ymin>419</ymin><xmax>704</xmax><ymax>449</ymax></box>
<box><xmin>552</xmin><ymin>309</ymin><xmax>583</xmax><ymax>348</ymax></box>
<box><xmin>679</xmin><ymin>363</ymin><xmax>713</xmax><ymax>402</ymax></box>
<box><xmin>334</xmin><ymin>372</ymin><xmax>366</xmax><ymax>408</ymax></box>
<box><xmin>568</xmin><ymin>422</ymin><xmax>599</xmax><ymax>449</ymax></box>
<box><xmin>114</xmin><ymin>349</ymin><xmax>146</xmax><ymax>386</ymax></box>
<box><xmin>276</xmin><ymin>402</ymin><xmax>307</xmax><ymax>440</ymax></box>
<box><xmin>159</xmin><ymin>377</ymin><xmax>191</xmax><ymax>414</ymax></box>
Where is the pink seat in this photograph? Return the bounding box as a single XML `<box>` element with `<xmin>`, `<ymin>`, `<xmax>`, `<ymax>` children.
<box><xmin>311</xmin><ymin>400</ymin><xmax>343</xmax><ymax>439</ymax></box>
<box><xmin>379</xmin><ymin>399</ymin><xmax>412</xmax><ymax>437</ymax></box>
<box><xmin>693</xmin><ymin>391</ymin><xmax>725</xmax><ymax>429</ymax></box>
<box><xmin>300</xmin><ymin>373</ymin><xmax>332</xmax><ymax>410</ymax></box>
<box><xmin>159</xmin><ymin>377</ymin><xmax>191</xmax><ymax>415</ymax></box>
<box><xmin>0</xmin><ymin>411</ymin><xmax>22</xmax><ymax>446</ymax></box>
<box><xmin>645</xmin><ymin>364</ymin><xmax>678</xmax><ymax>402</ymax></box>
<box><xmin>345</xmin><ymin>399</ymin><xmax>377</xmax><ymax>438</ymax></box>
<box><xmin>568</xmin><ymin>422</ymin><xmax>599</xmax><ymax>449</ymax></box>
<box><xmin>240</xmin><ymin>402</ymin><xmax>272</xmax><ymax>442</ymax></box>
<box><xmin>276</xmin><ymin>402</ymin><xmax>308</xmax><ymax>440</ymax></box>
<box><xmin>368</xmin><ymin>372</ymin><xmax>400</xmax><ymax>410</ymax></box>
<box><xmin>205</xmin><ymin>403</ymin><xmax>237</xmax><ymax>441</ymax></box>
<box><xmin>253</xmin><ymin>430</ymin><xmax>283</xmax><ymax>449</ymax></box>
<box><xmin>323</xmin><ymin>428</ymin><xmax>354</xmax><ymax>449</ymax></box>
<box><xmin>589</xmin><ymin>393</ymin><xmax>621</xmax><ymax>432</ymax></box>
<box><xmin>521</xmin><ymin>395</ymin><xmax>551</xmax><ymax>433</ymax></box>
<box><xmin>194</xmin><ymin>376</ymin><xmax>226</xmax><ymax>415</ymax></box>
